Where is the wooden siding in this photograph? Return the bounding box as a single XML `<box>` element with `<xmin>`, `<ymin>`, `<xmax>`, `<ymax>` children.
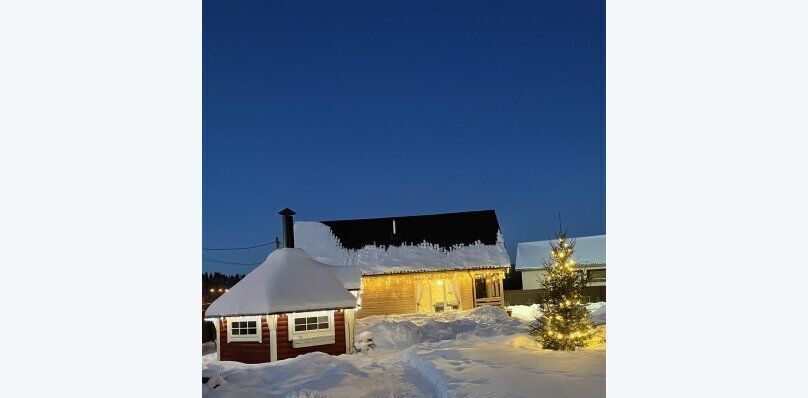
<box><xmin>217</xmin><ymin>317</ymin><xmax>270</xmax><ymax>364</ymax></box>
<box><xmin>357</xmin><ymin>275</ymin><xmax>416</xmax><ymax>317</ymax></box>
<box><xmin>504</xmin><ymin>286</ymin><xmax>607</xmax><ymax>306</ymax></box>
<box><xmin>276</xmin><ymin>310</ymin><xmax>347</xmax><ymax>360</ymax></box>
<box><xmin>357</xmin><ymin>270</ymin><xmax>478</xmax><ymax>318</ymax></box>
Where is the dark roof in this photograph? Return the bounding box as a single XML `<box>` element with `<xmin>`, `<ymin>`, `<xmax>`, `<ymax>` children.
<box><xmin>319</xmin><ymin>210</ymin><xmax>502</xmax><ymax>251</ymax></box>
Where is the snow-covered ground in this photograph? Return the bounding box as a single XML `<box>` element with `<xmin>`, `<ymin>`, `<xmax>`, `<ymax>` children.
<box><xmin>203</xmin><ymin>304</ymin><xmax>606</xmax><ymax>397</ymax></box>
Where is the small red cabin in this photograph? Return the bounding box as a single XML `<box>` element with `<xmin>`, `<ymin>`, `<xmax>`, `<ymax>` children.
<box><xmin>204</xmin><ymin>243</ymin><xmax>360</xmax><ymax>363</ymax></box>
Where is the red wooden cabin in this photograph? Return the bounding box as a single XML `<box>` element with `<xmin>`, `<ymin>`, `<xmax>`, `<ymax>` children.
<box><xmin>204</xmin><ymin>210</ymin><xmax>360</xmax><ymax>363</ymax></box>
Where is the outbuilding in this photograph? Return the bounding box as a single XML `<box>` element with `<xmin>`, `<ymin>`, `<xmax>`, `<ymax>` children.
<box><xmin>204</xmin><ymin>210</ymin><xmax>360</xmax><ymax>364</ymax></box>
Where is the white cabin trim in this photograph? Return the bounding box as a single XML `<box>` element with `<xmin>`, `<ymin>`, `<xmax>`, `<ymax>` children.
<box><xmin>266</xmin><ymin>314</ymin><xmax>278</xmax><ymax>362</ymax></box>
<box><xmin>226</xmin><ymin>315</ymin><xmax>263</xmax><ymax>343</ymax></box>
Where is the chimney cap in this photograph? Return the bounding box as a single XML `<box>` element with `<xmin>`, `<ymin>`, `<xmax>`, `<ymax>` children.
<box><xmin>279</xmin><ymin>208</ymin><xmax>296</xmax><ymax>216</ymax></box>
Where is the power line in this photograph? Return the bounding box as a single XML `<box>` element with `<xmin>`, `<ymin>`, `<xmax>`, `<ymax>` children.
<box><xmin>203</xmin><ymin>257</ymin><xmax>263</xmax><ymax>266</ymax></box>
<box><xmin>203</xmin><ymin>240</ymin><xmax>276</xmax><ymax>251</ymax></box>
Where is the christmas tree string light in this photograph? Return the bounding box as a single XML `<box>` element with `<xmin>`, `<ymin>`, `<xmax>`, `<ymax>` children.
<box><xmin>530</xmin><ymin>230</ymin><xmax>595</xmax><ymax>350</ymax></box>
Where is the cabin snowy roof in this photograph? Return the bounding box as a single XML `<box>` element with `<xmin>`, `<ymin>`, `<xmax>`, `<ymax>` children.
<box><xmin>204</xmin><ymin>248</ymin><xmax>358</xmax><ymax>317</ymax></box>
<box><xmin>515</xmin><ymin>235</ymin><xmax>606</xmax><ymax>271</ymax></box>
<box><xmin>294</xmin><ymin>210</ymin><xmax>511</xmax><ymax>275</ymax></box>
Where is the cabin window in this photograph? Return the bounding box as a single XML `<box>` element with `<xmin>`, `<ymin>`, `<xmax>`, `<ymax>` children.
<box><xmin>226</xmin><ymin>316</ymin><xmax>262</xmax><ymax>343</ymax></box>
<box><xmin>287</xmin><ymin>311</ymin><xmax>335</xmax><ymax>348</ymax></box>
<box><xmin>416</xmin><ymin>279</ymin><xmax>461</xmax><ymax>314</ymax></box>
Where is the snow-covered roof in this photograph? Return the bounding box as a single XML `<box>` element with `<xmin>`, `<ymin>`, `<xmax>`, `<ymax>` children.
<box><xmin>332</xmin><ymin>263</ymin><xmax>361</xmax><ymax>291</ymax></box>
<box><xmin>204</xmin><ymin>248</ymin><xmax>358</xmax><ymax>317</ymax></box>
<box><xmin>295</xmin><ymin>211</ymin><xmax>511</xmax><ymax>275</ymax></box>
<box><xmin>515</xmin><ymin>235</ymin><xmax>606</xmax><ymax>270</ymax></box>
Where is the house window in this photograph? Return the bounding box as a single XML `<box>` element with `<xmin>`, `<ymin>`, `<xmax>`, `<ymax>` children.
<box><xmin>288</xmin><ymin>311</ymin><xmax>335</xmax><ymax>348</ymax></box>
<box><xmin>587</xmin><ymin>269</ymin><xmax>606</xmax><ymax>283</ymax></box>
<box><xmin>416</xmin><ymin>279</ymin><xmax>460</xmax><ymax>314</ymax></box>
<box><xmin>227</xmin><ymin>316</ymin><xmax>262</xmax><ymax>343</ymax></box>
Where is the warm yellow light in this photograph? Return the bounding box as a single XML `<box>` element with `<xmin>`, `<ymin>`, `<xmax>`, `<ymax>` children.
<box><xmin>225</xmin><ymin>289</ymin><xmax>229</xmax><ymax>292</ymax></box>
<box><xmin>209</xmin><ymin>288</ymin><xmax>214</xmax><ymax>293</ymax></box>
<box><xmin>436</xmin><ymin>279</ymin><xmax>443</xmax><ymax>285</ymax></box>
<box><xmin>218</xmin><ymin>288</ymin><xmax>223</xmax><ymax>292</ymax></box>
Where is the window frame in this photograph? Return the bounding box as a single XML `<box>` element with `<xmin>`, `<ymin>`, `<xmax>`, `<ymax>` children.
<box><xmin>416</xmin><ymin>280</ymin><xmax>461</xmax><ymax>314</ymax></box>
<box><xmin>226</xmin><ymin>315</ymin><xmax>263</xmax><ymax>343</ymax></box>
<box><xmin>287</xmin><ymin>311</ymin><xmax>335</xmax><ymax>348</ymax></box>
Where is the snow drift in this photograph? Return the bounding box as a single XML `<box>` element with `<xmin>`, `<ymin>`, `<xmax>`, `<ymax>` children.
<box><xmin>356</xmin><ymin>306</ymin><xmax>526</xmax><ymax>348</ymax></box>
<box><xmin>203</xmin><ymin>305</ymin><xmax>605</xmax><ymax>398</ymax></box>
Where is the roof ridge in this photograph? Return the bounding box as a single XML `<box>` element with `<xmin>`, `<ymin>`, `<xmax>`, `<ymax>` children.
<box><xmin>318</xmin><ymin>209</ymin><xmax>496</xmax><ymax>223</ymax></box>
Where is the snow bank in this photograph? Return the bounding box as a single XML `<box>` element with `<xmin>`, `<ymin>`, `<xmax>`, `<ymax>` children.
<box><xmin>203</xmin><ymin>352</ymin><xmax>381</xmax><ymax>398</ymax></box>
<box><xmin>356</xmin><ymin>306</ymin><xmax>526</xmax><ymax>348</ymax></box>
<box><xmin>203</xmin><ymin>334</ymin><xmax>605</xmax><ymax>398</ymax></box>
<box><xmin>295</xmin><ymin>222</ymin><xmax>510</xmax><ymax>275</ymax></box>
<box><xmin>203</xmin><ymin>305</ymin><xmax>606</xmax><ymax>397</ymax></box>
<box><xmin>589</xmin><ymin>303</ymin><xmax>607</xmax><ymax>325</ymax></box>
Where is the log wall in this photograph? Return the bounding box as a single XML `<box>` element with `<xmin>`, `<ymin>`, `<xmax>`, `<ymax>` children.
<box><xmin>217</xmin><ymin>317</ymin><xmax>270</xmax><ymax>364</ymax></box>
<box><xmin>276</xmin><ymin>310</ymin><xmax>347</xmax><ymax>360</ymax></box>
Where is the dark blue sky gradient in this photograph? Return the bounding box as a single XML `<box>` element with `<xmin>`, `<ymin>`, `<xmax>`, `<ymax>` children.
<box><xmin>203</xmin><ymin>0</ymin><xmax>605</xmax><ymax>274</ymax></box>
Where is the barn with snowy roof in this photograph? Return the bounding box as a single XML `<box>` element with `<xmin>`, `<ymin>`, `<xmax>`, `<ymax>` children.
<box><xmin>204</xmin><ymin>209</ymin><xmax>360</xmax><ymax>364</ymax></box>
<box><xmin>294</xmin><ymin>209</ymin><xmax>512</xmax><ymax>318</ymax></box>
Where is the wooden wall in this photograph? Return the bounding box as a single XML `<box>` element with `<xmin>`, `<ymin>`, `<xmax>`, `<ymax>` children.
<box><xmin>217</xmin><ymin>310</ymin><xmax>349</xmax><ymax>363</ymax></box>
<box><xmin>357</xmin><ymin>270</ymin><xmax>477</xmax><ymax>318</ymax></box>
<box><xmin>276</xmin><ymin>310</ymin><xmax>347</xmax><ymax>360</ymax></box>
<box><xmin>217</xmin><ymin>317</ymin><xmax>270</xmax><ymax>364</ymax></box>
<box><xmin>504</xmin><ymin>286</ymin><xmax>607</xmax><ymax>306</ymax></box>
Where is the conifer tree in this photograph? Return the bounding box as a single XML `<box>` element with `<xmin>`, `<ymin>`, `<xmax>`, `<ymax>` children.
<box><xmin>530</xmin><ymin>230</ymin><xmax>594</xmax><ymax>350</ymax></box>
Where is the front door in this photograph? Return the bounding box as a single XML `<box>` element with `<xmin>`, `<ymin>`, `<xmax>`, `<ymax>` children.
<box><xmin>473</xmin><ymin>276</ymin><xmax>503</xmax><ymax>307</ymax></box>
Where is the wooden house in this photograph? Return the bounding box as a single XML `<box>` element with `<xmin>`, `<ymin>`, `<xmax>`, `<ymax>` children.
<box><xmin>294</xmin><ymin>210</ymin><xmax>512</xmax><ymax>318</ymax></box>
<box><xmin>204</xmin><ymin>210</ymin><xmax>360</xmax><ymax>364</ymax></box>
<box><xmin>516</xmin><ymin>234</ymin><xmax>606</xmax><ymax>302</ymax></box>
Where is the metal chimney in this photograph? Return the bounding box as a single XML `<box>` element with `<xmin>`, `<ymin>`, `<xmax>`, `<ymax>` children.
<box><xmin>278</xmin><ymin>208</ymin><xmax>296</xmax><ymax>248</ymax></box>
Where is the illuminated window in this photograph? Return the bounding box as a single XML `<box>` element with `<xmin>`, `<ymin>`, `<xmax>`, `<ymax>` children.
<box><xmin>227</xmin><ymin>316</ymin><xmax>262</xmax><ymax>343</ymax></box>
<box><xmin>416</xmin><ymin>280</ymin><xmax>461</xmax><ymax>314</ymax></box>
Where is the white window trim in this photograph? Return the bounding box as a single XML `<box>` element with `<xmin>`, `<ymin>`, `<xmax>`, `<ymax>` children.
<box><xmin>287</xmin><ymin>310</ymin><xmax>335</xmax><ymax>348</ymax></box>
<box><xmin>226</xmin><ymin>315</ymin><xmax>263</xmax><ymax>343</ymax></box>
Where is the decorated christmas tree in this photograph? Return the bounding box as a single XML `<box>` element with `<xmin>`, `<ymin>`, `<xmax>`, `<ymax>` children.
<box><xmin>530</xmin><ymin>230</ymin><xmax>594</xmax><ymax>350</ymax></box>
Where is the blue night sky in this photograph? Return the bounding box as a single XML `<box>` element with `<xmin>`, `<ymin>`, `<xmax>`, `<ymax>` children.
<box><xmin>203</xmin><ymin>0</ymin><xmax>605</xmax><ymax>274</ymax></box>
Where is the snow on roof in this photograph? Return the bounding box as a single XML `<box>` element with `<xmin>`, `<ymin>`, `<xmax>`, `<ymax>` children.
<box><xmin>319</xmin><ymin>210</ymin><xmax>503</xmax><ymax>250</ymax></box>
<box><xmin>204</xmin><ymin>248</ymin><xmax>358</xmax><ymax>317</ymax></box>
<box><xmin>332</xmin><ymin>263</ymin><xmax>361</xmax><ymax>291</ymax></box>
<box><xmin>515</xmin><ymin>235</ymin><xmax>606</xmax><ymax>270</ymax></box>
<box><xmin>295</xmin><ymin>221</ymin><xmax>511</xmax><ymax>275</ymax></box>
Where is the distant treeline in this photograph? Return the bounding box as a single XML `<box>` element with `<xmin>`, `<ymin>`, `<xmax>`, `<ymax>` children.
<box><xmin>202</xmin><ymin>272</ymin><xmax>244</xmax><ymax>292</ymax></box>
